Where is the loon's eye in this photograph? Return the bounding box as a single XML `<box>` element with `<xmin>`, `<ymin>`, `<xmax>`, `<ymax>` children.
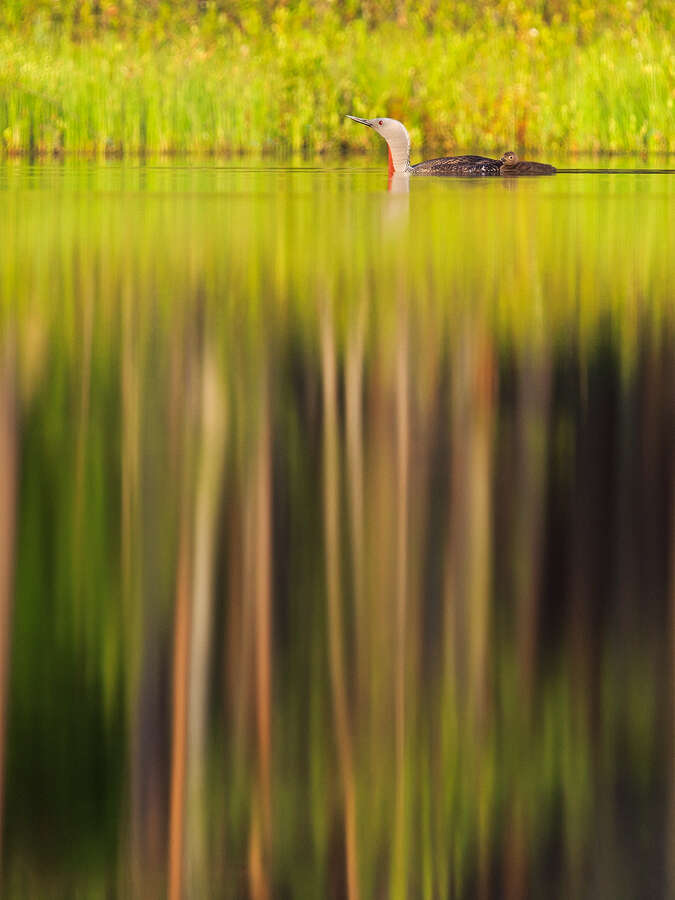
<box><xmin>379</xmin><ymin>120</ymin><xmax>383</xmax><ymax>126</ymax></box>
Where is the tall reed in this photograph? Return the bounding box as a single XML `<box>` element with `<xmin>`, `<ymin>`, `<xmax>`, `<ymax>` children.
<box><xmin>0</xmin><ymin>4</ymin><xmax>672</xmax><ymax>155</ymax></box>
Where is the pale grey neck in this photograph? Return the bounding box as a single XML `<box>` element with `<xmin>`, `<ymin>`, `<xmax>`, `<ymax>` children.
<box><xmin>387</xmin><ymin>126</ymin><xmax>411</xmax><ymax>173</ymax></box>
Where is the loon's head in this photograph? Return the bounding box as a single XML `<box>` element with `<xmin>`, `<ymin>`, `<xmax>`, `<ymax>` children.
<box><xmin>346</xmin><ymin>115</ymin><xmax>411</xmax><ymax>174</ymax></box>
<box><xmin>501</xmin><ymin>151</ymin><xmax>519</xmax><ymax>164</ymax></box>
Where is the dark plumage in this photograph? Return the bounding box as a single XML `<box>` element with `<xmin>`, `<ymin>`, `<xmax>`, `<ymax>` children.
<box><xmin>412</xmin><ymin>155</ymin><xmax>503</xmax><ymax>176</ymax></box>
<box><xmin>500</xmin><ymin>151</ymin><xmax>556</xmax><ymax>176</ymax></box>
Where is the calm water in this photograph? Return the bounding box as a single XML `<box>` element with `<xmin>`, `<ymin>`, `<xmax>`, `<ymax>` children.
<box><xmin>0</xmin><ymin>160</ymin><xmax>673</xmax><ymax>899</ymax></box>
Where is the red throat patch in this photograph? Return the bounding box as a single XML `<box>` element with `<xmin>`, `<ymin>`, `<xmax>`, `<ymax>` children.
<box><xmin>388</xmin><ymin>146</ymin><xmax>394</xmax><ymax>177</ymax></box>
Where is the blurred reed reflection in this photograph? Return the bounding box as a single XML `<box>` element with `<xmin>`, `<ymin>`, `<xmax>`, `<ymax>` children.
<box><xmin>0</xmin><ymin>164</ymin><xmax>673</xmax><ymax>899</ymax></box>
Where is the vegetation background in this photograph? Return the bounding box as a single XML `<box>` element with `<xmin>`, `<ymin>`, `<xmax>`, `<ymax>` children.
<box><xmin>0</xmin><ymin>0</ymin><xmax>673</xmax><ymax>155</ymax></box>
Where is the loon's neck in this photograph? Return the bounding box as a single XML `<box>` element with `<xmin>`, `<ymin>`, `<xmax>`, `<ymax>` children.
<box><xmin>386</xmin><ymin>125</ymin><xmax>411</xmax><ymax>174</ymax></box>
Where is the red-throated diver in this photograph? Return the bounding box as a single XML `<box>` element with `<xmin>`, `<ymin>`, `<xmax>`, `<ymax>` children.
<box><xmin>500</xmin><ymin>151</ymin><xmax>556</xmax><ymax>175</ymax></box>
<box><xmin>347</xmin><ymin>115</ymin><xmax>502</xmax><ymax>176</ymax></box>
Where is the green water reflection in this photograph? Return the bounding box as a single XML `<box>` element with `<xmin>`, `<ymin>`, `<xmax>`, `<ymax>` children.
<box><xmin>0</xmin><ymin>162</ymin><xmax>673</xmax><ymax>899</ymax></box>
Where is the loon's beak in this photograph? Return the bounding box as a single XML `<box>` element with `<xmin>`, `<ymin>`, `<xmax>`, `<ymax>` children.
<box><xmin>346</xmin><ymin>115</ymin><xmax>373</xmax><ymax>128</ymax></box>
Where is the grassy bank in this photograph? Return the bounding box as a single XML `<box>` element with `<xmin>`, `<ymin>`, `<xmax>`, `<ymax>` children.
<box><xmin>0</xmin><ymin>2</ymin><xmax>673</xmax><ymax>155</ymax></box>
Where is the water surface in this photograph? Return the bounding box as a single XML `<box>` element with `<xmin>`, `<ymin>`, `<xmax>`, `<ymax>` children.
<box><xmin>0</xmin><ymin>160</ymin><xmax>673</xmax><ymax>899</ymax></box>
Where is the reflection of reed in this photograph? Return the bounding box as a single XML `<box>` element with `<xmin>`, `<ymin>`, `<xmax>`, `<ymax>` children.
<box><xmin>502</xmin><ymin>350</ymin><xmax>551</xmax><ymax>900</ymax></box>
<box><xmin>121</xmin><ymin>276</ymin><xmax>139</xmax><ymax>622</ymax></box>
<box><xmin>121</xmin><ymin>275</ymin><xmax>148</xmax><ymax>895</ymax></box>
<box><xmin>392</xmin><ymin>301</ymin><xmax>409</xmax><ymax>900</ymax></box>
<box><xmin>668</xmin><ymin>400</ymin><xmax>675</xmax><ymax>900</ymax></box>
<box><xmin>74</xmin><ymin>276</ymin><xmax>93</xmax><ymax>608</ymax></box>
<box><xmin>445</xmin><ymin>327</ymin><xmax>495</xmax><ymax>722</ymax></box>
<box><xmin>0</xmin><ymin>337</ymin><xmax>17</xmax><ymax>878</ymax></box>
<box><xmin>514</xmin><ymin>351</ymin><xmax>551</xmax><ymax>706</ymax></box>
<box><xmin>167</xmin><ymin>330</ymin><xmax>194</xmax><ymax>900</ymax></box>
<box><xmin>251</xmin><ymin>366</ymin><xmax>272</xmax><ymax>900</ymax></box>
<box><xmin>187</xmin><ymin>350</ymin><xmax>227</xmax><ymax>891</ymax></box>
<box><xmin>442</xmin><ymin>324</ymin><xmax>496</xmax><ymax>897</ymax></box>
<box><xmin>346</xmin><ymin>305</ymin><xmax>366</xmax><ymax>718</ymax></box>
<box><xmin>231</xmin><ymin>468</ymin><xmax>254</xmax><ymax>781</ymax></box>
<box><xmin>168</xmin><ymin>500</ymin><xmax>191</xmax><ymax>900</ymax></box>
<box><xmin>321</xmin><ymin>306</ymin><xmax>360</xmax><ymax>900</ymax></box>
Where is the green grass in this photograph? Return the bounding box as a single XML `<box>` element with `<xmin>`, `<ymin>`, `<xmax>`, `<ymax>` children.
<box><xmin>0</xmin><ymin>2</ymin><xmax>673</xmax><ymax>155</ymax></box>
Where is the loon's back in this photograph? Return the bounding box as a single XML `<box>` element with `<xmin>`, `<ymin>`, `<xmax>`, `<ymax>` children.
<box><xmin>411</xmin><ymin>155</ymin><xmax>502</xmax><ymax>176</ymax></box>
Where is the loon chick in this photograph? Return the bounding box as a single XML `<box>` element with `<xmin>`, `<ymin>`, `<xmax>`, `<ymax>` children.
<box><xmin>346</xmin><ymin>115</ymin><xmax>502</xmax><ymax>176</ymax></box>
<box><xmin>500</xmin><ymin>151</ymin><xmax>556</xmax><ymax>175</ymax></box>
